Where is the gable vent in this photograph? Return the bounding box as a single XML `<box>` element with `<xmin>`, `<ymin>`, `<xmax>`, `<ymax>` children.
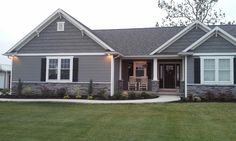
<box><xmin>57</xmin><ymin>21</ymin><xmax>65</xmax><ymax>31</ymax></box>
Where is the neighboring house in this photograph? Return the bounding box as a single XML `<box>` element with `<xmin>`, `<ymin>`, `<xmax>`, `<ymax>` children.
<box><xmin>4</xmin><ymin>9</ymin><xmax>236</xmax><ymax>97</ymax></box>
<box><xmin>0</xmin><ymin>64</ymin><xmax>11</xmax><ymax>89</ymax></box>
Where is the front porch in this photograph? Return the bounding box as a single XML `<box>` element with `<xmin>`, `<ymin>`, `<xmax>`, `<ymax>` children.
<box><xmin>117</xmin><ymin>57</ymin><xmax>185</xmax><ymax>95</ymax></box>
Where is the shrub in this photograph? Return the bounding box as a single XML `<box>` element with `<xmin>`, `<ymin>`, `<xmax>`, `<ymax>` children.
<box><xmin>203</xmin><ymin>91</ymin><xmax>215</xmax><ymax>102</ymax></box>
<box><xmin>88</xmin><ymin>79</ymin><xmax>93</xmax><ymax>95</ymax></box>
<box><xmin>141</xmin><ymin>92</ymin><xmax>150</xmax><ymax>99</ymax></box>
<box><xmin>74</xmin><ymin>88</ymin><xmax>80</xmax><ymax>95</ymax></box>
<box><xmin>120</xmin><ymin>91</ymin><xmax>129</xmax><ymax>99</ymax></box>
<box><xmin>218</xmin><ymin>92</ymin><xmax>234</xmax><ymax>102</ymax></box>
<box><xmin>56</xmin><ymin>88</ymin><xmax>67</xmax><ymax>98</ymax></box>
<box><xmin>128</xmin><ymin>91</ymin><xmax>136</xmax><ymax>99</ymax></box>
<box><xmin>96</xmin><ymin>88</ymin><xmax>107</xmax><ymax>99</ymax></box>
<box><xmin>22</xmin><ymin>86</ymin><xmax>32</xmax><ymax>96</ymax></box>
<box><xmin>0</xmin><ymin>89</ymin><xmax>10</xmax><ymax>95</ymax></box>
<box><xmin>40</xmin><ymin>86</ymin><xmax>55</xmax><ymax>97</ymax></box>
<box><xmin>75</xmin><ymin>95</ymin><xmax>82</xmax><ymax>99</ymax></box>
<box><xmin>87</xmin><ymin>95</ymin><xmax>93</xmax><ymax>100</ymax></box>
<box><xmin>16</xmin><ymin>79</ymin><xmax>23</xmax><ymax>95</ymax></box>
<box><xmin>113</xmin><ymin>93</ymin><xmax>122</xmax><ymax>100</ymax></box>
<box><xmin>63</xmin><ymin>95</ymin><xmax>70</xmax><ymax>99</ymax></box>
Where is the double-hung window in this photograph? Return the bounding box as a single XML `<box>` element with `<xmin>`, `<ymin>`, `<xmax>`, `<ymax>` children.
<box><xmin>201</xmin><ymin>56</ymin><xmax>233</xmax><ymax>84</ymax></box>
<box><xmin>46</xmin><ymin>57</ymin><xmax>73</xmax><ymax>82</ymax></box>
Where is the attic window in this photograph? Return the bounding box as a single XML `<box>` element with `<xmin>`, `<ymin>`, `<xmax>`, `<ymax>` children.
<box><xmin>57</xmin><ymin>21</ymin><xmax>65</xmax><ymax>31</ymax></box>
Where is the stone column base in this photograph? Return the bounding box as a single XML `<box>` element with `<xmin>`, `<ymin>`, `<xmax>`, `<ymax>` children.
<box><xmin>151</xmin><ymin>80</ymin><xmax>159</xmax><ymax>92</ymax></box>
<box><xmin>179</xmin><ymin>81</ymin><xmax>185</xmax><ymax>93</ymax></box>
<box><xmin>118</xmin><ymin>80</ymin><xmax>124</xmax><ymax>93</ymax></box>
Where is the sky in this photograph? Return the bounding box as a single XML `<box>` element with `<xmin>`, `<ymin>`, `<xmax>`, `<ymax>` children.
<box><xmin>0</xmin><ymin>0</ymin><xmax>236</xmax><ymax>65</ymax></box>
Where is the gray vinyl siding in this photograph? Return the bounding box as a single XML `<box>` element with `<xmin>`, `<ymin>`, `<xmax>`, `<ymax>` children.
<box><xmin>192</xmin><ymin>35</ymin><xmax>236</xmax><ymax>53</ymax></box>
<box><xmin>187</xmin><ymin>56</ymin><xmax>194</xmax><ymax>84</ymax></box>
<box><xmin>162</xmin><ymin>28</ymin><xmax>206</xmax><ymax>53</ymax></box>
<box><xmin>12</xmin><ymin>55</ymin><xmax>111</xmax><ymax>82</ymax></box>
<box><xmin>18</xmin><ymin>17</ymin><xmax>106</xmax><ymax>53</ymax></box>
<box><xmin>77</xmin><ymin>55</ymin><xmax>111</xmax><ymax>82</ymax></box>
<box><xmin>12</xmin><ymin>56</ymin><xmax>42</xmax><ymax>81</ymax></box>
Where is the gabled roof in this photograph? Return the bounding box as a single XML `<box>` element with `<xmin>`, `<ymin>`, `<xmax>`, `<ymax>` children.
<box><xmin>94</xmin><ymin>27</ymin><xmax>184</xmax><ymax>56</ymax></box>
<box><xmin>5</xmin><ymin>9</ymin><xmax>115</xmax><ymax>55</ymax></box>
<box><xmin>149</xmin><ymin>21</ymin><xmax>211</xmax><ymax>55</ymax></box>
<box><xmin>182</xmin><ymin>26</ymin><xmax>236</xmax><ymax>53</ymax></box>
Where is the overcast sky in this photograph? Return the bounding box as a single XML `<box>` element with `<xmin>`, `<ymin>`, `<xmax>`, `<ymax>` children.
<box><xmin>0</xmin><ymin>0</ymin><xmax>235</xmax><ymax>65</ymax></box>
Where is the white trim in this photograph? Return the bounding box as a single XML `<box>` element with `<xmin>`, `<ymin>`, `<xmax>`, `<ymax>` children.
<box><xmin>150</xmin><ymin>21</ymin><xmax>211</xmax><ymax>55</ymax></box>
<box><xmin>123</xmin><ymin>55</ymin><xmax>180</xmax><ymax>59</ymax></box>
<box><xmin>153</xmin><ymin>58</ymin><xmax>158</xmax><ymax>81</ymax></box>
<box><xmin>193</xmin><ymin>53</ymin><xmax>236</xmax><ymax>56</ymax></box>
<box><xmin>184</xmin><ymin>56</ymin><xmax>187</xmax><ymax>98</ymax></box>
<box><xmin>200</xmin><ymin>56</ymin><xmax>234</xmax><ymax>85</ymax></box>
<box><xmin>12</xmin><ymin>81</ymin><xmax>111</xmax><ymax>84</ymax></box>
<box><xmin>46</xmin><ymin>56</ymin><xmax>73</xmax><ymax>83</ymax></box>
<box><xmin>5</xmin><ymin>9</ymin><xmax>115</xmax><ymax>55</ymax></box>
<box><xmin>10</xmin><ymin>53</ymin><xmax>107</xmax><ymax>56</ymax></box>
<box><xmin>182</xmin><ymin>27</ymin><xmax>236</xmax><ymax>52</ymax></box>
<box><xmin>57</xmin><ymin>21</ymin><xmax>65</xmax><ymax>31</ymax></box>
<box><xmin>119</xmin><ymin>58</ymin><xmax>122</xmax><ymax>80</ymax></box>
<box><xmin>110</xmin><ymin>55</ymin><xmax>115</xmax><ymax>96</ymax></box>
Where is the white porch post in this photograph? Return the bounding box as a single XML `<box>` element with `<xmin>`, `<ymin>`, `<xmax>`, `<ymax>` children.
<box><xmin>119</xmin><ymin>58</ymin><xmax>122</xmax><ymax>80</ymax></box>
<box><xmin>182</xmin><ymin>57</ymin><xmax>185</xmax><ymax>81</ymax></box>
<box><xmin>184</xmin><ymin>56</ymin><xmax>187</xmax><ymax>98</ymax></box>
<box><xmin>153</xmin><ymin>58</ymin><xmax>158</xmax><ymax>81</ymax></box>
<box><xmin>110</xmin><ymin>55</ymin><xmax>115</xmax><ymax>96</ymax></box>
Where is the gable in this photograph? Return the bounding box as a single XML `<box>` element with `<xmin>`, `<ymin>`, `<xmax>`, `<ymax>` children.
<box><xmin>192</xmin><ymin>35</ymin><xmax>236</xmax><ymax>53</ymax></box>
<box><xmin>160</xmin><ymin>27</ymin><xmax>206</xmax><ymax>54</ymax></box>
<box><xmin>17</xmin><ymin>17</ymin><xmax>106</xmax><ymax>53</ymax></box>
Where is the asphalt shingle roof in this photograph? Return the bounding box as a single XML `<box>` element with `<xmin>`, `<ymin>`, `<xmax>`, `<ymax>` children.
<box><xmin>93</xmin><ymin>25</ymin><xmax>236</xmax><ymax>55</ymax></box>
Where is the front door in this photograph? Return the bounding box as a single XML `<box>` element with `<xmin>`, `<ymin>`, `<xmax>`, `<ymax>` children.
<box><xmin>164</xmin><ymin>64</ymin><xmax>175</xmax><ymax>88</ymax></box>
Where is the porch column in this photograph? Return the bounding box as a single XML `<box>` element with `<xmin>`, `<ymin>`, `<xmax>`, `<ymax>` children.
<box><xmin>184</xmin><ymin>56</ymin><xmax>188</xmax><ymax>98</ymax></box>
<box><xmin>110</xmin><ymin>55</ymin><xmax>115</xmax><ymax>96</ymax></box>
<box><xmin>152</xmin><ymin>58</ymin><xmax>159</xmax><ymax>92</ymax></box>
<box><xmin>118</xmin><ymin>58</ymin><xmax>124</xmax><ymax>93</ymax></box>
<box><xmin>119</xmin><ymin>58</ymin><xmax>122</xmax><ymax>80</ymax></box>
<box><xmin>153</xmin><ymin>58</ymin><xmax>158</xmax><ymax>81</ymax></box>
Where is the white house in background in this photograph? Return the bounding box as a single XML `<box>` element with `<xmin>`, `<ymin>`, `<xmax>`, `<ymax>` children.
<box><xmin>0</xmin><ymin>64</ymin><xmax>11</xmax><ymax>89</ymax></box>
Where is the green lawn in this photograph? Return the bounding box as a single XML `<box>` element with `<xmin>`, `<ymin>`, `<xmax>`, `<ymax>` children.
<box><xmin>0</xmin><ymin>102</ymin><xmax>235</xmax><ymax>141</ymax></box>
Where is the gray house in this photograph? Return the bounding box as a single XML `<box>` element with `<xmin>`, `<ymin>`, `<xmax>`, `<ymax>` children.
<box><xmin>4</xmin><ymin>9</ymin><xmax>236</xmax><ymax>97</ymax></box>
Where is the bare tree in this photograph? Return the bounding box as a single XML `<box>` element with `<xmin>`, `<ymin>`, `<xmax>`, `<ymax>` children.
<box><xmin>157</xmin><ymin>0</ymin><xmax>231</xmax><ymax>27</ymax></box>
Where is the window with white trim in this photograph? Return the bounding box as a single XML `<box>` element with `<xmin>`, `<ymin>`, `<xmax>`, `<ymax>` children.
<box><xmin>46</xmin><ymin>57</ymin><xmax>73</xmax><ymax>82</ymax></box>
<box><xmin>201</xmin><ymin>56</ymin><xmax>233</xmax><ymax>84</ymax></box>
<box><xmin>57</xmin><ymin>21</ymin><xmax>65</xmax><ymax>31</ymax></box>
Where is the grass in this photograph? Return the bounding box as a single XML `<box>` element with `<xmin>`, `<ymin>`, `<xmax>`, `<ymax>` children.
<box><xmin>0</xmin><ymin>102</ymin><xmax>236</xmax><ymax>141</ymax></box>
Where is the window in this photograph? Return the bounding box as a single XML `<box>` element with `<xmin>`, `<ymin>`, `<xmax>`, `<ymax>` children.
<box><xmin>201</xmin><ymin>56</ymin><xmax>233</xmax><ymax>84</ymax></box>
<box><xmin>46</xmin><ymin>57</ymin><xmax>73</xmax><ymax>82</ymax></box>
<box><xmin>57</xmin><ymin>21</ymin><xmax>65</xmax><ymax>31</ymax></box>
<box><xmin>133</xmin><ymin>61</ymin><xmax>147</xmax><ymax>77</ymax></box>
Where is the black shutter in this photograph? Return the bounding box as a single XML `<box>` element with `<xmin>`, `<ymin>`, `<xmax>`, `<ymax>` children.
<box><xmin>234</xmin><ymin>58</ymin><xmax>236</xmax><ymax>84</ymax></box>
<box><xmin>73</xmin><ymin>58</ymin><xmax>79</xmax><ymax>82</ymax></box>
<box><xmin>194</xmin><ymin>58</ymin><xmax>201</xmax><ymax>84</ymax></box>
<box><xmin>41</xmin><ymin>58</ymin><xmax>46</xmax><ymax>81</ymax></box>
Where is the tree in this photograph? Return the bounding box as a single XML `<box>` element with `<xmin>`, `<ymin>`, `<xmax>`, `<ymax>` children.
<box><xmin>157</xmin><ymin>0</ymin><xmax>230</xmax><ymax>27</ymax></box>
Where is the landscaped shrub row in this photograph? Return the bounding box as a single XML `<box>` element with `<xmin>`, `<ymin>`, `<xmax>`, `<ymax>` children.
<box><xmin>182</xmin><ymin>91</ymin><xmax>236</xmax><ymax>102</ymax></box>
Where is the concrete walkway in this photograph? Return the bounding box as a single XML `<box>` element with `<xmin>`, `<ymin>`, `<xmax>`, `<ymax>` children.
<box><xmin>0</xmin><ymin>95</ymin><xmax>180</xmax><ymax>104</ymax></box>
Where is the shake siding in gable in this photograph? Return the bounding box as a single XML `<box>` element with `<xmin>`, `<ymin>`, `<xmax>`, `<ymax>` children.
<box><xmin>161</xmin><ymin>28</ymin><xmax>206</xmax><ymax>53</ymax></box>
<box><xmin>18</xmin><ymin>17</ymin><xmax>106</xmax><ymax>53</ymax></box>
<box><xmin>192</xmin><ymin>35</ymin><xmax>236</xmax><ymax>53</ymax></box>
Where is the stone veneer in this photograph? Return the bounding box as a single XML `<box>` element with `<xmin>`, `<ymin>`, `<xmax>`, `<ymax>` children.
<box><xmin>179</xmin><ymin>81</ymin><xmax>185</xmax><ymax>93</ymax></box>
<box><xmin>187</xmin><ymin>84</ymin><xmax>236</xmax><ymax>96</ymax></box>
<box><xmin>151</xmin><ymin>81</ymin><xmax>159</xmax><ymax>92</ymax></box>
<box><xmin>12</xmin><ymin>82</ymin><xmax>110</xmax><ymax>95</ymax></box>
